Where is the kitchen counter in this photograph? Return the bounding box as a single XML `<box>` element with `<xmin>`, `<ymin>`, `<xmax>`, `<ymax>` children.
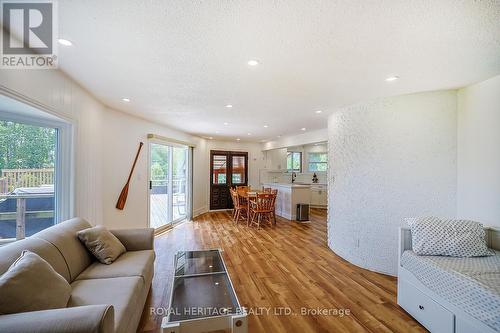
<box><xmin>263</xmin><ymin>183</ymin><xmax>312</xmax><ymax>220</ymax></box>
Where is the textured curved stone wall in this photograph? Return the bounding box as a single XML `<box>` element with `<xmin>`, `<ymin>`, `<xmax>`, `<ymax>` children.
<box><xmin>327</xmin><ymin>90</ymin><xmax>457</xmax><ymax>276</ymax></box>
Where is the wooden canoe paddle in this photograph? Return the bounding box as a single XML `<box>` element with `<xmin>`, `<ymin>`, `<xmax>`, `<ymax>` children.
<box><xmin>116</xmin><ymin>142</ymin><xmax>144</xmax><ymax>210</ymax></box>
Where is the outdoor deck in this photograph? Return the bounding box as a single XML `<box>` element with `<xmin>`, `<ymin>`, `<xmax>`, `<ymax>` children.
<box><xmin>150</xmin><ymin>193</ymin><xmax>186</xmax><ymax>229</ymax></box>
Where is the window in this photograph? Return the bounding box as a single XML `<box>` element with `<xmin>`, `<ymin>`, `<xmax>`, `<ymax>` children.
<box><xmin>231</xmin><ymin>155</ymin><xmax>246</xmax><ymax>184</ymax></box>
<box><xmin>0</xmin><ymin>119</ymin><xmax>58</xmax><ymax>241</ymax></box>
<box><xmin>287</xmin><ymin>152</ymin><xmax>302</xmax><ymax>173</ymax></box>
<box><xmin>308</xmin><ymin>152</ymin><xmax>328</xmax><ymax>172</ymax></box>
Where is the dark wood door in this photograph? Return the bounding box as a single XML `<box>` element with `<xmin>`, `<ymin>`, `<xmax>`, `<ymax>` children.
<box><xmin>210</xmin><ymin>150</ymin><xmax>248</xmax><ymax>210</ymax></box>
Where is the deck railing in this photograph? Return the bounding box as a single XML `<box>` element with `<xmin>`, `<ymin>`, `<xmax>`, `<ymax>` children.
<box><xmin>0</xmin><ymin>193</ymin><xmax>54</xmax><ymax>241</ymax></box>
<box><xmin>0</xmin><ymin>168</ymin><xmax>54</xmax><ymax>193</ymax></box>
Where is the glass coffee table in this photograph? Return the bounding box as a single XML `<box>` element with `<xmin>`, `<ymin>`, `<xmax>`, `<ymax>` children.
<box><xmin>161</xmin><ymin>249</ymin><xmax>247</xmax><ymax>333</ymax></box>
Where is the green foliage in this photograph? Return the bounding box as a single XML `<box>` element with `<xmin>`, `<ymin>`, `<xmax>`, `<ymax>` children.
<box><xmin>0</xmin><ymin>120</ymin><xmax>56</xmax><ymax>170</ymax></box>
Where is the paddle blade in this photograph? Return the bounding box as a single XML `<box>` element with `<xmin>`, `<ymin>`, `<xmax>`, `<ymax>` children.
<box><xmin>115</xmin><ymin>183</ymin><xmax>130</xmax><ymax>210</ymax></box>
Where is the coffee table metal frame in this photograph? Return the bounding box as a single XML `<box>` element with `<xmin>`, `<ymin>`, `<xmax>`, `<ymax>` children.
<box><xmin>161</xmin><ymin>249</ymin><xmax>248</xmax><ymax>333</ymax></box>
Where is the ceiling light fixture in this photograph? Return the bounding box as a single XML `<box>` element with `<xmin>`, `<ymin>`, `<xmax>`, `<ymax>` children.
<box><xmin>247</xmin><ymin>133</ymin><xmax>251</xmax><ymax>136</ymax></box>
<box><xmin>223</xmin><ymin>122</ymin><xmax>229</xmax><ymax>126</ymax></box>
<box><xmin>385</xmin><ymin>76</ymin><xmax>400</xmax><ymax>82</ymax></box>
<box><xmin>247</xmin><ymin>60</ymin><xmax>259</xmax><ymax>66</ymax></box>
<box><xmin>236</xmin><ymin>138</ymin><xmax>241</xmax><ymax>141</ymax></box>
<box><xmin>122</xmin><ymin>98</ymin><xmax>130</xmax><ymax>102</ymax></box>
<box><xmin>58</xmin><ymin>38</ymin><xmax>73</xmax><ymax>46</ymax></box>
<box><xmin>301</xmin><ymin>127</ymin><xmax>306</xmax><ymax>131</ymax></box>
<box><xmin>263</xmin><ymin>125</ymin><xmax>268</xmax><ymax>128</ymax></box>
<box><xmin>208</xmin><ymin>137</ymin><xmax>213</xmax><ymax>140</ymax></box>
<box><xmin>315</xmin><ymin>110</ymin><xmax>322</xmax><ymax>114</ymax></box>
<box><xmin>225</xmin><ymin>104</ymin><xmax>233</xmax><ymax>108</ymax></box>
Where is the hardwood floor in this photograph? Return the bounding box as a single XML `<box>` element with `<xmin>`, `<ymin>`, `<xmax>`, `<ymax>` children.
<box><xmin>137</xmin><ymin>209</ymin><xmax>426</xmax><ymax>333</ymax></box>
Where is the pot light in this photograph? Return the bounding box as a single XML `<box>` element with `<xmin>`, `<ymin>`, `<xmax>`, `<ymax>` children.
<box><xmin>122</xmin><ymin>98</ymin><xmax>130</xmax><ymax>102</ymax></box>
<box><xmin>236</xmin><ymin>138</ymin><xmax>241</xmax><ymax>141</ymax></box>
<box><xmin>208</xmin><ymin>137</ymin><xmax>213</xmax><ymax>140</ymax></box>
<box><xmin>215</xmin><ymin>131</ymin><xmax>220</xmax><ymax>134</ymax></box>
<box><xmin>225</xmin><ymin>104</ymin><xmax>233</xmax><ymax>108</ymax></box>
<box><xmin>385</xmin><ymin>76</ymin><xmax>400</xmax><ymax>82</ymax></box>
<box><xmin>301</xmin><ymin>127</ymin><xmax>306</xmax><ymax>131</ymax></box>
<box><xmin>223</xmin><ymin>122</ymin><xmax>229</xmax><ymax>126</ymax></box>
<box><xmin>247</xmin><ymin>60</ymin><xmax>259</xmax><ymax>66</ymax></box>
<box><xmin>58</xmin><ymin>38</ymin><xmax>73</xmax><ymax>46</ymax></box>
<box><xmin>263</xmin><ymin>125</ymin><xmax>269</xmax><ymax>128</ymax></box>
<box><xmin>247</xmin><ymin>133</ymin><xmax>251</xmax><ymax>136</ymax></box>
<box><xmin>315</xmin><ymin>110</ymin><xmax>322</xmax><ymax>114</ymax></box>
<box><xmin>277</xmin><ymin>135</ymin><xmax>281</xmax><ymax>138</ymax></box>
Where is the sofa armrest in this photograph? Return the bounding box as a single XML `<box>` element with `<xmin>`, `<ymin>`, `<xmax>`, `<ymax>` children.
<box><xmin>110</xmin><ymin>228</ymin><xmax>154</xmax><ymax>251</ymax></box>
<box><xmin>0</xmin><ymin>305</ymin><xmax>114</xmax><ymax>333</ymax></box>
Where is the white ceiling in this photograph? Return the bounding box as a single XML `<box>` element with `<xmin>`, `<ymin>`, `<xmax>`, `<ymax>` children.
<box><xmin>57</xmin><ymin>0</ymin><xmax>500</xmax><ymax>142</ymax></box>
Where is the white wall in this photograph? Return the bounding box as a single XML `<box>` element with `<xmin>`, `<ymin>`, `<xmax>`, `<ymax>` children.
<box><xmin>204</xmin><ymin>140</ymin><xmax>265</xmax><ymax>187</ymax></box>
<box><xmin>0</xmin><ymin>69</ymin><xmax>208</xmax><ymax>228</ymax></box>
<box><xmin>457</xmin><ymin>75</ymin><xmax>500</xmax><ymax>227</ymax></box>
<box><xmin>328</xmin><ymin>90</ymin><xmax>458</xmax><ymax>275</ymax></box>
<box><xmin>101</xmin><ymin>108</ymin><xmax>206</xmax><ymax>229</ymax></box>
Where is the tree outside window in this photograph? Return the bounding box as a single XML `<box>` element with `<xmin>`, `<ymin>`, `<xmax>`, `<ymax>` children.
<box><xmin>308</xmin><ymin>152</ymin><xmax>327</xmax><ymax>172</ymax></box>
<box><xmin>287</xmin><ymin>152</ymin><xmax>302</xmax><ymax>173</ymax></box>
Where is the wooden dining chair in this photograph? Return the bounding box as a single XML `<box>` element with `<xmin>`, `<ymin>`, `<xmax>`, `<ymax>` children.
<box><xmin>249</xmin><ymin>192</ymin><xmax>276</xmax><ymax>229</ymax></box>
<box><xmin>262</xmin><ymin>187</ymin><xmax>272</xmax><ymax>193</ymax></box>
<box><xmin>230</xmin><ymin>188</ymin><xmax>247</xmax><ymax>225</ymax></box>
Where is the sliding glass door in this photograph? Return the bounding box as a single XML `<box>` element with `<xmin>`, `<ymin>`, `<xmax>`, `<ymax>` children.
<box><xmin>149</xmin><ymin>142</ymin><xmax>189</xmax><ymax>230</ymax></box>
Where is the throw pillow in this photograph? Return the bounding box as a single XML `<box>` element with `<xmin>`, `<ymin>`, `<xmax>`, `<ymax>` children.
<box><xmin>77</xmin><ymin>226</ymin><xmax>126</xmax><ymax>264</ymax></box>
<box><xmin>0</xmin><ymin>250</ymin><xmax>71</xmax><ymax>314</ymax></box>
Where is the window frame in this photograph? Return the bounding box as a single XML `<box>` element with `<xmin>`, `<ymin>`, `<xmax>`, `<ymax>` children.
<box><xmin>287</xmin><ymin>151</ymin><xmax>302</xmax><ymax>173</ymax></box>
<box><xmin>0</xmin><ymin>109</ymin><xmax>73</xmax><ymax>243</ymax></box>
<box><xmin>307</xmin><ymin>152</ymin><xmax>328</xmax><ymax>172</ymax></box>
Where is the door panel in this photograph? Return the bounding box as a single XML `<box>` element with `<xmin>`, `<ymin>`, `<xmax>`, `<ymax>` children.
<box><xmin>210</xmin><ymin>150</ymin><xmax>248</xmax><ymax>210</ymax></box>
<box><xmin>149</xmin><ymin>143</ymin><xmax>189</xmax><ymax>229</ymax></box>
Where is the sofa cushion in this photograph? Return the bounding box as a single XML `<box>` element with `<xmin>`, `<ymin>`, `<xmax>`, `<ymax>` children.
<box><xmin>77</xmin><ymin>226</ymin><xmax>126</xmax><ymax>264</ymax></box>
<box><xmin>0</xmin><ymin>237</ymin><xmax>70</xmax><ymax>282</ymax></box>
<box><xmin>69</xmin><ymin>276</ymin><xmax>143</xmax><ymax>333</ymax></box>
<box><xmin>76</xmin><ymin>250</ymin><xmax>154</xmax><ymax>284</ymax></box>
<box><xmin>33</xmin><ymin>217</ymin><xmax>94</xmax><ymax>281</ymax></box>
<box><xmin>0</xmin><ymin>251</ymin><xmax>71</xmax><ymax>314</ymax></box>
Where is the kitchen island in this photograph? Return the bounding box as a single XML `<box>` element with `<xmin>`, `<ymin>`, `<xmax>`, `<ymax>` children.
<box><xmin>262</xmin><ymin>183</ymin><xmax>312</xmax><ymax>220</ymax></box>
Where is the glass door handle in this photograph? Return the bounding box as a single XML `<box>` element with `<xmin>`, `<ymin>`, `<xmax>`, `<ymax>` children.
<box><xmin>149</xmin><ymin>181</ymin><xmax>152</xmax><ymax>190</ymax></box>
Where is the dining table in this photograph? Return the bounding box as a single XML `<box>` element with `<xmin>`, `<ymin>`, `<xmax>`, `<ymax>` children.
<box><xmin>237</xmin><ymin>188</ymin><xmax>277</xmax><ymax>226</ymax></box>
<box><xmin>236</xmin><ymin>188</ymin><xmax>261</xmax><ymax>224</ymax></box>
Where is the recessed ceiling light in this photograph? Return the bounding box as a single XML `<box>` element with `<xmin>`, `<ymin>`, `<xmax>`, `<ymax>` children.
<box><xmin>58</xmin><ymin>38</ymin><xmax>73</xmax><ymax>46</ymax></box>
<box><xmin>247</xmin><ymin>133</ymin><xmax>251</xmax><ymax>136</ymax></box>
<box><xmin>247</xmin><ymin>60</ymin><xmax>259</xmax><ymax>66</ymax></box>
<box><xmin>301</xmin><ymin>127</ymin><xmax>306</xmax><ymax>131</ymax></box>
<box><xmin>263</xmin><ymin>125</ymin><xmax>268</xmax><ymax>128</ymax></box>
<box><xmin>208</xmin><ymin>137</ymin><xmax>213</xmax><ymax>140</ymax></box>
<box><xmin>315</xmin><ymin>110</ymin><xmax>322</xmax><ymax>114</ymax></box>
<box><xmin>122</xmin><ymin>98</ymin><xmax>130</xmax><ymax>102</ymax></box>
<box><xmin>225</xmin><ymin>104</ymin><xmax>233</xmax><ymax>108</ymax></box>
<box><xmin>385</xmin><ymin>76</ymin><xmax>400</xmax><ymax>82</ymax></box>
<box><xmin>215</xmin><ymin>131</ymin><xmax>220</xmax><ymax>134</ymax></box>
<box><xmin>277</xmin><ymin>135</ymin><xmax>281</xmax><ymax>138</ymax></box>
<box><xmin>223</xmin><ymin>122</ymin><xmax>229</xmax><ymax>126</ymax></box>
<box><xmin>236</xmin><ymin>138</ymin><xmax>241</xmax><ymax>141</ymax></box>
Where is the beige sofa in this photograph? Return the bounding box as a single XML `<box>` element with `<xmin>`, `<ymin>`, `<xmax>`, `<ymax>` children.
<box><xmin>0</xmin><ymin>218</ymin><xmax>155</xmax><ymax>333</ymax></box>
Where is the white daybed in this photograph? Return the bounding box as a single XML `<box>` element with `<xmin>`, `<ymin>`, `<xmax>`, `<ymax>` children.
<box><xmin>398</xmin><ymin>227</ymin><xmax>500</xmax><ymax>333</ymax></box>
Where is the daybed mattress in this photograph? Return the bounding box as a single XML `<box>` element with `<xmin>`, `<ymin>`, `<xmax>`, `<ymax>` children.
<box><xmin>401</xmin><ymin>250</ymin><xmax>500</xmax><ymax>331</ymax></box>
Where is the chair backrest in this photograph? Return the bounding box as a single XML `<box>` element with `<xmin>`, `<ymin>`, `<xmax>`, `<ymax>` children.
<box><xmin>262</xmin><ymin>187</ymin><xmax>272</xmax><ymax>193</ymax></box>
<box><xmin>271</xmin><ymin>189</ymin><xmax>278</xmax><ymax>195</ymax></box>
<box><xmin>230</xmin><ymin>188</ymin><xmax>239</xmax><ymax>208</ymax></box>
<box><xmin>255</xmin><ymin>193</ymin><xmax>276</xmax><ymax>211</ymax></box>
